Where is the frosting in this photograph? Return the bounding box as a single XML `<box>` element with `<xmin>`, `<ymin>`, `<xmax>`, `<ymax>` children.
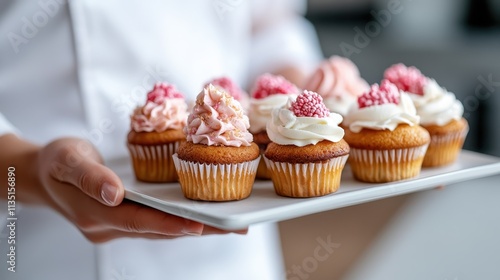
<box><xmin>249</xmin><ymin>74</ymin><xmax>299</xmax><ymax>133</ymax></box>
<box><xmin>131</xmin><ymin>83</ymin><xmax>187</xmax><ymax>132</ymax></box>
<box><xmin>412</xmin><ymin>79</ymin><xmax>464</xmax><ymax>126</ymax></box>
<box><xmin>185</xmin><ymin>84</ymin><xmax>253</xmax><ymax>147</ymax></box>
<box><xmin>384</xmin><ymin>63</ymin><xmax>428</xmax><ymax>96</ymax></box>
<box><xmin>267</xmin><ymin>91</ymin><xmax>345</xmax><ymax>147</ymax></box>
<box><xmin>344</xmin><ymin>81</ymin><xmax>420</xmax><ymax>133</ymax></box>
<box><xmin>251</xmin><ymin>74</ymin><xmax>299</xmax><ymax>99</ymax></box>
<box><xmin>249</xmin><ymin>94</ymin><xmax>292</xmax><ymax>133</ymax></box>
<box><xmin>323</xmin><ymin>95</ymin><xmax>357</xmax><ymax>116</ymax></box>
<box><xmin>205</xmin><ymin>76</ymin><xmax>246</xmax><ymax>101</ymax></box>
<box><xmin>304</xmin><ymin>56</ymin><xmax>369</xmax><ymax>115</ymax></box>
<box><xmin>147</xmin><ymin>82</ymin><xmax>184</xmax><ymax>103</ymax></box>
<box><xmin>384</xmin><ymin>64</ymin><xmax>463</xmax><ymax>126</ymax></box>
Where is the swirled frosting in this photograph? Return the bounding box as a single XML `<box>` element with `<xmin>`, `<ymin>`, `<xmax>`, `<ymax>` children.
<box><xmin>384</xmin><ymin>64</ymin><xmax>464</xmax><ymax>126</ymax></box>
<box><xmin>249</xmin><ymin>94</ymin><xmax>292</xmax><ymax>133</ymax></box>
<box><xmin>185</xmin><ymin>84</ymin><xmax>253</xmax><ymax>147</ymax></box>
<box><xmin>205</xmin><ymin>76</ymin><xmax>249</xmax><ymax>112</ymax></box>
<box><xmin>413</xmin><ymin>79</ymin><xmax>464</xmax><ymax>126</ymax></box>
<box><xmin>384</xmin><ymin>63</ymin><xmax>427</xmax><ymax>96</ymax></box>
<box><xmin>304</xmin><ymin>56</ymin><xmax>370</xmax><ymax>116</ymax></box>
<box><xmin>344</xmin><ymin>80</ymin><xmax>420</xmax><ymax>133</ymax></box>
<box><xmin>205</xmin><ymin>76</ymin><xmax>246</xmax><ymax>101</ymax></box>
<box><xmin>249</xmin><ymin>74</ymin><xmax>299</xmax><ymax>133</ymax></box>
<box><xmin>131</xmin><ymin>83</ymin><xmax>187</xmax><ymax>132</ymax></box>
<box><xmin>267</xmin><ymin>91</ymin><xmax>345</xmax><ymax>147</ymax></box>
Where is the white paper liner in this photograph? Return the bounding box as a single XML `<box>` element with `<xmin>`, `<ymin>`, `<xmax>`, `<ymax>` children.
<box><xmin>172</xmin><ymin>154</ymin><xmax>260</xmax><ymax>201</ymax></box>
<box><xmin>429</xmin><ymin>127</ymin><xmax>469</xmax><ymax>145</ymax></box>
<box><xmin>349</xmin><ymin>145</ymin><xmax>428</xmax><ymax>165</ymax></box>
<box><xmin>348</xmin><ymin>144</ymin><xmax>429</xmax><ymax>182</ymax></box>
<box><xmin>263</xmin><ymin>155</ymin><xmax>348</xmax><ymax>197</ymax></box>
<box><xmin>127</xmin><ymin>142</ymin><xmax>180</xmax><ymax>182</ymax></box>
<box><xmin>423</xmin><ymin>126</ymin><xmax>469</xmax><ymax>167</ymax></box>
<box><xmin>256</xmin><ymin>155</ymin><xmax>271</xmax><ymax>179</ymax></box>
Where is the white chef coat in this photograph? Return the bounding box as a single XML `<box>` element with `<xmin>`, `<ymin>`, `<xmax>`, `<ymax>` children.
<box><xmin>0</xmin><ymin>1</ymin><xmax>321</xmax><ymax>279</ymax></box>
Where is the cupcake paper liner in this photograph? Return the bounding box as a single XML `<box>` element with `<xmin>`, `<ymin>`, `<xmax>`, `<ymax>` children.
<box><xmin>423</xmin><ymin>127</ymin><xmax>469</xmax><ymax>167</ymax></box>
<box><xmin>256</xmin><ymin>156</ymin><xmax>272</xmax><ymax>180</ymax></box>
<box><xmin>127</xmin><ymin>142</ymin><xmax>180</xmax><ymax>183</ymax></box>
<box><xmin>172</xmin><ymin>154</ymin><xmax>260</xmax><ymax>201</ymax></box>
<box><xmin>264</xmin><ymin>155</ymin><xmax>349</xmax><ymax>198</ymax></box>
<box><xmin>348</xmin><ymin>145</ymin><xmax>428</xmax><ymax>183</ymax></box>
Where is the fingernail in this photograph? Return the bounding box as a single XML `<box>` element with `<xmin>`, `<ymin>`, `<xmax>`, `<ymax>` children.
<box><xmin>101</xmin><ymin>183</ymin><xmax>119</xmax><ymax>206</ymax></box>
<box><xmin>182</xmin><ymin>220</ymin><xmax>203</xmax><ymax>236</ymax></box>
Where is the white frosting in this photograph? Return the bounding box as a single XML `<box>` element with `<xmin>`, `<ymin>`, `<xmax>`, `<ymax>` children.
<box><xmin>324</xmin><ymin>95</ymin><xmax>357</xmax><ymax>117</ymax></box>
<box><xmin>344</xmin><ymin>92</ymin><xmax>420</xmax><ymax>133</ymax></box>
<box><xmin>266</xmin><ymin>104</ymin><xmax>345</xmax><ymax>147</ymax></box>
<box><xmin>248</xmin><ymin>94</ymin><xmax>293</xmax><ymax>133</ymax></box>
<box><xmin>411</xmin><ymin>79</ymin><xmax>464</xmax><ymax>126</ymax></box>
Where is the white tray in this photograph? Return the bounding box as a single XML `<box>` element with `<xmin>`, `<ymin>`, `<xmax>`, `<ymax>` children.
<box><xmin>112</xmin><ymin>150</ymin><xmax>500</xmax><ymax>230</ymax></box>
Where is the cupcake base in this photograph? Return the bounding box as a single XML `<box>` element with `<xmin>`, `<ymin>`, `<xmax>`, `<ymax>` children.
<box><xmin>349</xmin><ymin>145</ymin><xmax>428</xmax><ymax>183</ymax></box>
<box><xmin>253</xmin><ymin>132</ymin><xmax>272</xmax><ymax>180</ymax></box>
<box><xmin>264</xmin><ymin>155</ymin><xmax>348</xmax><ymax>198</ymax></box>
<box><xmin>128</xmin><ymin>142</ymin><xmax>180</xmax><ymax>183</ymax></box>
<box><xmin>172</xmin><ymin>154</ymin><xmax>260</xmax><ymax>201</ymax></box>
<box><xmin>422</xmin><ymin>118</ymin><xmax>469</xmax><ymax>167</ymax></box>
<box><xmin>256</xmin><ymin>157</ymin><xmax>272</xmax><ymax>180</ymax></box>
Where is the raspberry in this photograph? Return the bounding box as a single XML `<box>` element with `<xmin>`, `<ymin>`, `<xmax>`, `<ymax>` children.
<box><xmin>251</xmin><ymin>74</ymin><xmax>298</xmax><ymax>99</ymax></box>
<box><xmin>147</xmin><ymin>82</ymin><xmax>184</xmax><ymax>104</ymax></box>
<box><xmin>384</xmin><ymin>63</ymin><xmax>427</xmax><ymax>95</ymax></box>
<box><xmin>291</xmin><ymin>90</ymin><xmax>330</xmax><ymax>118</ymax></box>
<box><xmin>205</xmin><ymin>76</ymin><xmax>244</xmax><ymax>101</ymax></box>
<box><xmin>358</xmin><ymin>80</ymin><xmax>400</xmax><ymax>108</ymax></box>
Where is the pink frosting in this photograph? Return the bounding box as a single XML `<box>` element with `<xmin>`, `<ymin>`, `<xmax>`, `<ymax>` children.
<box><xmin>131</xmin><ymin>99</ymin><xmax>187</xmax><ymax>132</ymax></box>
<box><xmin>358</xmin><ymin>80</ymin><xmax>400</xmax><ymax>108</ymax></box>
<box><xmin>384</xmin><ymin>63</ymin><xmax>428</xmax><ymax>96</ymax></box>
<box><xmin>185</xmin><ymin>84</ymin><xmax>253</xmax><ymax>147</ymax></box>
<box><xmin>130</xmin><ymin>82</ymin><xmax>187</xmax><ymax>132</ymax></box>
<box><xmin>251</xmin><ymin>74</ymin><xmax>299</xmax><ymax>99</ymax></box>
<box><xmin>205</xmin><ymin>76</ymin><xmax>246</xmax><ymax>101</ymax></box>
<box><xmin>147</xmin><ymin>82</ymin><xmax>184</xmax><ymax>104</ymax></box>
<box><xmin>291</xmin><ymin>90</ymin><xmax>330</xmax><ymax>118</ymax></box>
<box><xmin>304</xmin><ymin>56</ymin><xmax>369</xmax><ymax>99</ymax></box>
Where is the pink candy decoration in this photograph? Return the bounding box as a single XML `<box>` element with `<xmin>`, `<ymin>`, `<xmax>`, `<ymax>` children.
<box><xmin>291</xmin><ymin>90</ymin><xmax>330</xmax><ymax>118</ymax></box>
<box><xmin>384</xmin><ymin>63</ymin><xmax>428</xmax><ymax>95</ymax></box>
<box><xmin>147</xmin><ymin>82</ymin><xmax>184</xmax><ymax>104</ymax></box>
<box><xmin>358</xmin><ymin>80</ymin><xmax>400</xmax><ymax>108</ymax></box>
<box><xmin>251</xmin><ymin>73</ymin><xmax>298</xmax><ymax>99</ymax></box>
<box><xmin>205</xmin><ymin>76</ymin><xmax>245</xmax><ymax>101</ymax></box>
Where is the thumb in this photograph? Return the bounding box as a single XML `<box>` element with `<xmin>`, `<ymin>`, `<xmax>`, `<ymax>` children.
<box><xmin>48</xmin><ymin>139</ymin><xmax>125</xmax><ymax>206</ymax></box>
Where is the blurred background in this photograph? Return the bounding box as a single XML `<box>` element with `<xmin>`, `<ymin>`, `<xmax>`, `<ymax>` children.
<box><xmin>307</xmin><ymin>0</ymin><xmax>500</xmax><ymax>157</ymax></box>
<box><xmin>279</xmin><ymin>0</ymin><xmax>500</xmax><ymax>279</ymax></box>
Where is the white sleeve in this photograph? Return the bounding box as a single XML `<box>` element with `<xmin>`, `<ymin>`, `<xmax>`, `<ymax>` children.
<box><xmin>0</xmin><ymin>112</ymin><xmax>19</xmax><ymax>136</ymax></box>
<box><xmin>249</xmin><ymin>0</ymin><xmax>323</xmax><ymax>81</ymax></box>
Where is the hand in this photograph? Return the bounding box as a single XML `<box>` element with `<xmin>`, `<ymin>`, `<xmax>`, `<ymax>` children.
<box><xmin>36</xmin><ymin>137</ymin><xmax>242</xmax><ymax>243</ymax></box>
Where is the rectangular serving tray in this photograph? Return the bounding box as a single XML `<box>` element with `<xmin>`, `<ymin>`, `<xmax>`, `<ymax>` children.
<box><xmin>112</xmin><ymin>150</ymin><xmax>500</xmax><ymax>230</ymax></box>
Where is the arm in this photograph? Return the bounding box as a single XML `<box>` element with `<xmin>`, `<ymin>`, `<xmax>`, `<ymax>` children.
<box><xmin>0</xmin><ymin>133</ymin><xmax>240</xmax><ymax>243</ymax></box>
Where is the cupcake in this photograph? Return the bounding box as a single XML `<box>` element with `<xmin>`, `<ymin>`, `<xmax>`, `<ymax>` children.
<box><xmin>204</xmin><ymin>76</ymin><xmax>249</xmax><ymax>111</ymax></box>
<box><xmin>127</xmin><ymin>82</ymin><xmax>188</xmax><ymax>182</ymax></box>
<box><xmin>173</xmin><ymin>84</ymin><xmax>260</xmax><ymax>201</ymax></box>
<box><xmin>384</xmin><ymin>64</ymin><xmax>468</xmax><ymax>167</ymax></box>
<box><xmin>343</xmin><ymin>80</ymin><xmax>430</xmax><ymax>183</ymax></box>
<box><xmin>264</xmin><ymin>90</ymin><xmax>349</xmax><ymax>198</ymax></box>
<box><xmin>303</xmin><ymin>56</ymin><xmax>370</xmax><ymax>117</ymax></box>
<box><xmin>249</xmin><ymin>74</ymin><xmax>300</xmax><ymax>179</ymax></box>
